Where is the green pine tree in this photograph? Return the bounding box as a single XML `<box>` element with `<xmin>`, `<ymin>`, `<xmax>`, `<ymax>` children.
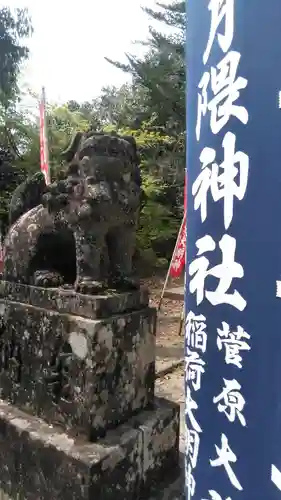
<box><xmin>0</xmin><ymin>7</ymin><xmax>32</xmax><ymax>108</ymax></box>
<box><xmin>105</xmin><ymin>1</ymin><xmax>186</xmax><ymax>134</ymax></box>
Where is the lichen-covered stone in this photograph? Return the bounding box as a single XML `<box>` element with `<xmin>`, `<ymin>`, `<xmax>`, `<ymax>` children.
<box><xmin>0</xmin><ymin>397</ymin><xmax>179</xmax><ymax>500</ymax></box>
<box><xmin>4</xmin><ymin>132</ymin><xmax>143</xmax><ymax>295</ymax></box>
<box><xmin>0</xmin><ymin>280</ymin><xmax>149</xmax><ymax>320</ymax></box>
<box><xmin>0</xmin><ymin>288</ymin><xmax>156</xmax><ymax>440</ymax></box>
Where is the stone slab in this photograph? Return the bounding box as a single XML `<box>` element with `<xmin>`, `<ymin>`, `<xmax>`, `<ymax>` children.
<box><xmin>0</xmin><ymin>298</ymin><xmax>156</xmax><ymax>440</ymax></box>
<box><xmin>0</xmin><ymin>281</ymin><xmax>149</xmax><ymax>320</ymax></box>
<box><xmin>0</xmin><ymin>397</ymin><xmax>180</xmax><ymax>500</ymax></box>
<box><xmin>155</xmin><ymin>359</ymin><xmax>184</xmax><ymax>379</ymax></box>
<box><xmin>162</xmin><ymin>287</ymin><xmax>184</xmax><ymax>302</ymax></box>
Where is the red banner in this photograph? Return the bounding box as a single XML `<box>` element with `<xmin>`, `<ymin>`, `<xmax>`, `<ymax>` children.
<box><xmin>39</xmin><ymin>87</ymin><xmax>50</xmax><ymax>184</ymax></box>
<box><xmin>169</xmin><ymin>171</ymin><xmax>187</xmax><ymax>278</ymax></box>
<box><xmin>170</xmin><ymin>212</ymin><xmax>186</xmax><ymax>278</ymax></box>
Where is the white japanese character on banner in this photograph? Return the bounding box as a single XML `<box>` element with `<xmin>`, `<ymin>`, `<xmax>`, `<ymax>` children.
<box><xmin>210</xmin><ymin>434</ymin><xmax>242</xmax><ymax>491</ymax></box>
<box><xmin>176</xmin><ymin>245</ymin><xmax>186</xmax><ymax>263</ymax></box>
<box><xmin>209</xmin><ymin>51</ymin><xmax>248</xmax><ymax>134</ymax></box>
<box><xmin>187</xmin><ymin>428</ymin><xmax>200</xmax><ymax>469</ymax></box>
<box><xmin>192</xmin><ymin>132</ymin><xmax>249</xmax><ymax>229</ymax></box>
<box><xmin>171</xmin><ymin>221</ymin><xmax>186</xmax><ymax>276</ymax></box>
<box><xmin>202</xmin><ymin>492</ymin><xmax>231</xmax><ymax>500</ymax></box>
<box><xmin>173</xmin><ymin>244</ymin><xmax>186</xmax><ymax>272</ymax></box>
<box><xmin>196</xmin><ymin>52</ymin><xmax>248</xmax><ymax>140</ymax></box>
<box><xmin>192</xmin><ymin>147</ymin><xmax>215</xmax><ymax>223</ymax></box>
<box><xmin>204</xmin><ymin>0</ymin><xmax>234</xmax><ymax>65</ymax></box>
<box><xmin>189</xmin><ymin>234</ymin><xmax>246</xmax><ymax>311</ymax></box>
<box><xmin>196</xmin><ymin>72</ymin><xmax>210</xmax><ymax>141</ymax></box>
<box><xmin>186</xmin><ymin>388</ymin><xmax>202</xmax><ymax>433</ymax></box>
<box><xmin>213</xmin><ymin>378</ymin><xmax>246</xmax><ymax>426</ymax></box>
<box><xmin>185</xmin><ymin>348</ymin><xmax>205</xmax><ymax>391</ymax></box>
<box><xmin>217</xmin><ymin>322</ymin><xmax>251</xmax><ymax>368</ymax></box>
<box><xmin>185</xmin><ymin>311</ymin><xmax>208</xmax><ymax>353</ymax></box>
<box><xmin>185</xmin><ymin>462</ymin><xmax>196</xmax><ymax>498</ymax></box>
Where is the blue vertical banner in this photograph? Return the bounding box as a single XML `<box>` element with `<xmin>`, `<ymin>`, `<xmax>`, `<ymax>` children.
<box><xmin>185</xmin><ymin>1</ymin><xmax>281</xmax><ymax>499</ymax></box>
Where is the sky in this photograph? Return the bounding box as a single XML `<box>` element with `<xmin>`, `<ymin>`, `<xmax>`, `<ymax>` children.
<box><xmin>6</xmin><ymin>0</ymin><xmax>171</xmax><ymax>105</ymax></box>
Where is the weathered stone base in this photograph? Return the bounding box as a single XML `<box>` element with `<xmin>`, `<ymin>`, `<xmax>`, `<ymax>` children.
<box><xmin>0</xmin><ymin>284</ymin><xmax>156</xmax><ymax>440</ymax></box>
<box><xmin>0</xmin><ymin>397</ymin><xmax>180</xmax><ymax>500</ymax></box>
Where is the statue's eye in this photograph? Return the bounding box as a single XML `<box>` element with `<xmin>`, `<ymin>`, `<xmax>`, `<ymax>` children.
<box><xmin>79</xmin><ymin>146</ymin><xmax>95</xmax><ymax>159</ymax></box>
<box><xmin>67</xmin><ymin>163</ymin><xmax>80</xmax><ymax>176</ymax></box>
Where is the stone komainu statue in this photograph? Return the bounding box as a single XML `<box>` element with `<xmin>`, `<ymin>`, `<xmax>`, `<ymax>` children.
<box><xmin>4</xmin><ymin>131</ymin><xmax>142</xmax><ymax>294</ymax></box>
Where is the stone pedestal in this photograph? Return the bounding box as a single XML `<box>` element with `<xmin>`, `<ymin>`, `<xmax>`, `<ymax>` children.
<box><xmin>0</xmin><ymin>282</ymin><xmax>180</xmax><ymax>499</ymax></box>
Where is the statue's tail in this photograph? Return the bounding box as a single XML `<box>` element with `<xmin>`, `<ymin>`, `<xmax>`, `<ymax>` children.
<box><xmin>61</xmin><ymin>132</ymin><xmax>84</xmax><ymax>163</ymax></box>
<box><xmin>9</xmin><ymin>171</ymin><xmax>47</xmax><ymax>227</ymax></box>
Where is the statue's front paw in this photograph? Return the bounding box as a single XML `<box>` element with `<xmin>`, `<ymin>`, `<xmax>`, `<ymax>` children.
<box><xmin>75</xmin><ymin>277</ymin><xmax>105</xmax><ymax>295</ymax></box>
<box><xmin>33</xmin><ymin>270</ymin><xmax>64</xmax><ymax>288</ymax></box>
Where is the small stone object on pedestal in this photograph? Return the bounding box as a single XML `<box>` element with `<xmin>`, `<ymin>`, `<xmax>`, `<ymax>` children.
<box><xmin>0</xmin><ymin>132</ymin><xmax>180</xmax><ymax>499</ymax></box>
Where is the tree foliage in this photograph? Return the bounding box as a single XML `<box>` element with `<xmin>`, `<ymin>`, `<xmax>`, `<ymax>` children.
<box><xmin>0</xmin><ymin>7</ymin><xmax>33</xmax><ymax>233</ymax></box>
<box><xmin>0</xmin><ymin>7</ymin><xmax>32</xmax><ymax>107</ymax></box>
<box><xmin>106</xmin><ymin>1</ymin><xmax>185</xmax><ymax>133</ymax></box>
<box><xmin>0</xmin><ymin>147</ymin><xmax>25</xmax><ymax>232</ymax></box>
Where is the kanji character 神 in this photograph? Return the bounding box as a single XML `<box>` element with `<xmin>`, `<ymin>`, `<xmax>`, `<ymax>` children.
<box><xmin>192</xmin><ymin>131</ymin><xmax>249</xmax><ymax>229</ymax></box>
